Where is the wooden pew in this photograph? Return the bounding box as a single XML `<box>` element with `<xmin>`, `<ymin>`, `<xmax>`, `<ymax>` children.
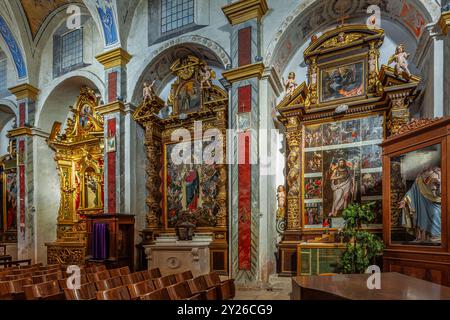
<box><xmin>153</xmin><ymin>275</ymin><xmax>177</xmax><ymax>289</ymax></box>
<box><xmin>127</xmin><ymin>280</ymin><xmax>155</xmax><ymax>300</ymax></box>
<box><xmin>58</xmin><ymin>274</ymin><xmax>89</xmax><ymax>290</ymax></box>
<box><xmin>140</xmin><ymin>287</ymin><xmax>170</xmax><ymax>300</ymax></box>
<box><xmin>64</xmin><ymin>282</ymin><xmax>97</xmax><ymax>300</ymax></box>
<box><xmin>175</xmin><ymin>271</ymin><xmax>193</xmax><ymax>283</ymax></box>
<box><xmin>97</xmin><ymin>286</ymin><xmax>131</xmax><ymax>300</ymax></box>
<box><xmin>166</xmin><ymin>281</ymin><xmax>201</xmax><ymax>300</ymax></box>
<box><xmin>121</xmin><ymin>272</ymin><xmax>144</xmax><ymax>285</ymax></box>
<box><xmin>95</xmin><ymin>276</ymin><xmax>123</xmax><ymax>291</ymax></box>
<box><xmin>87</xmin><ymin>270</ymin><xmax>110</xmax><ymax>282</ymax></box>
<box><xmin>24</xmin><ymin>280</ymin><xmax>65</xmax><ymax>300</ymax></box>
<box><xmin>187</xmin><ymin>276</ymin><xmax>217</xmax><ymax>300</ymax></box>
<box><xmin>7</xmin><ymin>278</ymin><xmax>33</xmax><ymax>299</ymax></box>
<box><xmin>32</xmin><ymin>271</ymin><xmax>63</xmax><ymax>284</ymax></box>
<box><xmin>203</xmin><ymin>272</ymin><xmax>235</xmax><ymax>300</ymax></box>
<box><xmin>0</xmin><ymin>281</ymin><xmax>12</xmax><ymax>300</ymax></box>
<box><xmin>109</xmin><ymin>266</ymin><xmax>130</xmax><ymax>278</ymax></box>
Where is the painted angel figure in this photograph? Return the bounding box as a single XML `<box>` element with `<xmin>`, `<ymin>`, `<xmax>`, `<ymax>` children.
<box><xmin>283</xmin><ymin>72</ymin><xmax>298</xmax><ymax>97</ymax></box>
<box><xmin>143</xmin><ymin>80</ymin><xmax>156</xmax><ymax>102</ymax></box>
<box><xmin>389</xmin><ymin>44</ymin><xmax>411</xmax><ymax>80</ymax></box>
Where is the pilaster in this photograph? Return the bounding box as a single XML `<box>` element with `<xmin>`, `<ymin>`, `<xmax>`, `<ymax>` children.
<box><xmin>7</xmin><ymin>83</ymin><xmax>40</xmax><ymax>261</ymax></box>
<box><xmin>222</xmin><ymin>0</ymin><xmax>269</xmax><ymax>285</ymax></box>
<box><xmin>96</xmin><ymin>49</ymin><xmax>132</xmax><ymax>214</ymax></box>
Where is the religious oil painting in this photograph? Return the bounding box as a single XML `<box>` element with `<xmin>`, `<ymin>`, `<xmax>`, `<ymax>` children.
<box><xmin>323</xmin><ymin>148</ymin><xmax>361</xmax><ymax>217</ymax></box>
<box><xmin>305</xmin><ymin>203</ymin><xmax>323</xmax><ymax>226</ymax></box>
<box><xmin>361</xmin><ymin>115</ymin><xmax>384</xmax><ymax>141</ymax></box>
<box><xmin>361</xmin><ymin>172</ymin><xmax>382</xmax><ymax>197</ymax></box>
<box><xmin>320</xmin><ymin>61</ymin><xmax>365</xmax><ymax>103</ymax></box>
<box><xmin>304</xmin><ymin>151</ymin><xmax>323</xmax><ymax>174</ymax></box>
<box><xmin>165</xmin><ymin>142</ymin><xmax>219</xmax><ymax>228</ymax></box>
<box><xmin>303</xmin><ymin>115</ymin><xmax>384</xmax><ymax>226</ymax></box>
<box><xmin>304</xmin><ymin>124</ymin><xmax>323</xmax><ymax>148</ymax></box>
<box><xmin>322</xmin><ymin>122</ymin><xmax>342</xmax><ymax>145</ymax></box>
<box><xmin>84</xmin><ymin>168</ymin><xmax>100</xmax><ymax>209</ymax></box>
<box><xmin>5</xmin><ymin>172</ymin><xmax>17</xmax><ymax>231</ymax></box>
<box><xmin>177</xmin><ymin>80</ymin><xmax>201</xmax><ymax>114</ymax></box>
<box><xmin>304</xmin><ymin>178</ymin><xmax>322</xmax><ymax>200</ymax></box>
<box><xmin>361</xmin><ymin>145</ymin><xmax>382</xmax><ymax>169</ymax></box>
<box><xmin>390</xmin><ymin>144</ymin><xmax>441</xmax><ymax>246</ymax></box>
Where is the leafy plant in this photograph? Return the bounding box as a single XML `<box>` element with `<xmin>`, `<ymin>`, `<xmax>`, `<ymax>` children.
<box><xmin>340</xmin><ymin>202</ymin><xmax>384</xmax><ymax>274</ymax></box>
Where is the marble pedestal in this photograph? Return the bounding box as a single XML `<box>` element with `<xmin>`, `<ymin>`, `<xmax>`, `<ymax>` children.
<box><xmin>143</xmin><ymin>233</ymin><xmax>213</xmax><ymax>277</ymax></box>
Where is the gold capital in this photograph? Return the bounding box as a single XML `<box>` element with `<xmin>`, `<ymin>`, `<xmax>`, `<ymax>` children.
<box><xmin>439</xmin><ymin>11</ymin><xmax>450</xmax><ymax>35</ymax></box>
<box><xmin>8</xmin><ymin>83</ymin><xmax>39</xmax><ymax>101</ymax></box>
<box><xmin>222</xmin><ymin>0</ymin><xmax>269</xmax><ymax>25</ymax></box>
<box><xmin>95</xmin><ymin>48</ymin><xmax>132</xmax><ymax>69</ymax></box>
<box><xmin>222</xmin><ymin>62</ymin><xmax>265</xmax><ymax>83</ymax></box>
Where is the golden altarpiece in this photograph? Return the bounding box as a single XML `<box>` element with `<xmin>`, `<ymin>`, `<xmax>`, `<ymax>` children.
<box><xmin>45</xmin><ymin>87</ymin><xmax>104</xmax><ymax>265</ymax></box>
<box><xmin>275</xmin><ymin>24</ymin><xmax>421</xmax><ymax>276</ymax></box>
<box><xmin>134</xmin><ymin>56</ymin><xmax>229</xmax><ymax>274</ymax></box>
<box><xmin>0</xmin><ymin>139</ymin><xmax>17</xmax><ymax>243</ymax></box>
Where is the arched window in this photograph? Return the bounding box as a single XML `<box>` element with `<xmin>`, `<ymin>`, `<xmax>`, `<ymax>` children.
<box><xmin>161</xmin><ymin>0</ymin><xmax>194</xmax><ymax>33</ymax></box>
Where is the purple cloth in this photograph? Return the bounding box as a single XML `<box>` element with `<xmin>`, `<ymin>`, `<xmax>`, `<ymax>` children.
<box><xmin>92</xmin><ymin>223</ymin><xmax>109</xmax><ymax>260</ymax></box>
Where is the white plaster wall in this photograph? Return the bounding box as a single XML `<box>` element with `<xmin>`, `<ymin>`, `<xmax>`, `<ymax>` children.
<box><xmin>0</xmin><ymin>118</ymin><xmax>13</xmax><ymax>156</ymax></box>
<box><xmin>33</xmin><ymin>135</ymin><xmax>59</xmax><ymax>264</ymax></box>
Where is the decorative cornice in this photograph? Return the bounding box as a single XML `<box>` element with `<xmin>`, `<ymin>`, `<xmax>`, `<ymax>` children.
<box><xmin>95</xmin><ymin>48</ymin><xmax>132</xmax><ymax>69</ymax></box>
<box><xmin>222</xmin><ymin>0</ymin><xmax>269</xmax><ymax>25</ymax></box>
<box><xmin>262</xmin><ymin>66</ymin><xmax>284</xmax><ymax>97</ymax></box>
<box><xmin>439</xmin><ymin>11</ymin><xmax>450</xmax><ymax>35</ymax></box>
<box><xmin>96</xmin><ymin>101</ymin><xmax>126</xmax><ymax>115</ymax></box>
<box><xmin>222</xmin><ymin>62</ymin><xmax>265</xmax><ymax>83</ymax></box>
<box><xmin>8</xmin><ymin>83</ymin><xmax>39</xmax><ymax>101</ymax></box>
<box><xmin>7</xmin><ymin>127</ymin><xmax>32</xmax><ymax>138</ymax></box>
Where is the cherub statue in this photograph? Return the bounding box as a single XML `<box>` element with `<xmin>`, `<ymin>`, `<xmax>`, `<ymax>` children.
<box><xmin>283</xmin><ymin>72</ymin><xmax>298</xmax><ymax>97</ymax></box>
<box><xmin>276</xmin><ymin>185</ymin><xmax>286</xmax><ymax>220</ymax></box>
<box><xmin>199</xmin><ymin>63</ymin><xmax>214</xmax><ymax>90</ymax></box>
<box><xmin>143</xmin><ymin>80</ymin><xmax>156</xmax><ymax>101</ymax></box>
<box><xmin>389</xmin><ymin>44</ymin><xmax>411</xmax><ymax>80</ymax></box>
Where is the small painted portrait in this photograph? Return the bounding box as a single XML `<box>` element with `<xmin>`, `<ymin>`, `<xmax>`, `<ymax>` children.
<box><xmin>304</xmin><ymin>178</ymin><xmax>322</xmax><ymax>200</ymax></box>
<box><xmin>79</xmin><ymin>104</ymin><xmax>92</xmax><ymax>128</ymax></box>
<box><xmin>341</xmin><ymin>119</ymin><xmax>360</xmax><ymax>144</ymax></box>
<box><xmin>177</xmin><ymin>80</ymin><xmax>201</xmax><ymax>113</ymax></box>
<box><xmin>321</xmin><ymin>61</ymin><xmax>365</xmax><ymax>102</ymax></box>
<box><xmin>304</xmin><ymin>151</ymin><xmax>323</xmax><ymax>174</ymax></box>
<box><xmin>304</xmin><ymin>124</ymin><xmax>323</xmax><ymax>148</ymax></box>
<box><xmin>305</xmin><ymin>203</ymin><xmax>323</xmax><ymax>225</ymax></box>
<box><xmin>361</xmin><ymin>172</ymin><xmax>382</xmax><ymax>197</ymax></box>
<box><xmin>322</xmin><ymin>122</ymin><xmax>342</xmax><ymax>146</ymax></box>
<box><xmin>361</xmin><ymin>145</ymin><xmax>382</xmax><ymax>169</ymax></box>
<box><xmin>361</xmin><ymin>115</ymin><xmax>383</xmax><ymax>141</ymax></box>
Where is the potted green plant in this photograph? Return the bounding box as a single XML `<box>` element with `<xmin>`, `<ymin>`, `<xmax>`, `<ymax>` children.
<box><xmin>340</xmin><ymin>202</ymin><xmax>384</xmax><ymax>274</ymax></box>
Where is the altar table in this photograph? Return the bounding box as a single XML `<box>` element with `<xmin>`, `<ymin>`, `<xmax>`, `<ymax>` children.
<box><xmin>291</xmin><ymin>272</ymin><xmax>450</xmax><ymax>300</ymax></box>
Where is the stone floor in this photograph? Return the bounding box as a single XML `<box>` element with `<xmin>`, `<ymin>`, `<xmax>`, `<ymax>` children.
<box><xmin>233</xmin><ymin>275</ymin><xmax>292</xmax><ymax>300</ymax></box>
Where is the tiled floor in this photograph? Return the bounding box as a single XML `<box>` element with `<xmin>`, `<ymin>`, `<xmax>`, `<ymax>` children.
<box><xmin>233</xmin><ymin>275</ymin><xmax>292</xmax><ymax>300</ymax></box>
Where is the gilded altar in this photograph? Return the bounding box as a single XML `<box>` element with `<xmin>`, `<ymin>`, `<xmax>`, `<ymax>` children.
<box><xmin>134</xmin><ymin>56</ymin><xmax>229</xmax><ymax>274</ymax></box>
<box><xmin>276</xmin><ymin>24</ymin><xmax>421</xmax><ymax>276</ymax></box>
<box><xmin>45</xmin><ymin>86</ymin><xmax>104</xmax><ymax>265</ymax></box>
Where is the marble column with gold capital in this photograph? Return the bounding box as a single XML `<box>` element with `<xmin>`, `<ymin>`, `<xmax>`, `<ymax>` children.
<box><xmin>7</xmin><ymin>83</ymin><xmax>40</xmax><ymax>260</ymax></box>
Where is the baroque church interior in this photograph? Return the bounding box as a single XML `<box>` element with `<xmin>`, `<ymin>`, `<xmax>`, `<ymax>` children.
<box><xmin>0</xmin><ymin>0</ymin><xmax>450</xmax><ymax>302</ymax></box>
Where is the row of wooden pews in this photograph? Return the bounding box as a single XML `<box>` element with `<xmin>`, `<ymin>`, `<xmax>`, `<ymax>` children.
<box><xmin>0</xmin><ymin>263</ymin><xmax>235</xmax><ymax>301</ymax></box>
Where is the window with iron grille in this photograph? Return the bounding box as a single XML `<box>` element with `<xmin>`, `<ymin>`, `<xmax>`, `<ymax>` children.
<box><xmin>61</xmin><ymin>29</ymin><xmax>83</xmax><ymax>70</ymax></box>
<box><xmin>161</xmin><ymin>0</ymin><xmax>194</xmax><ymax>34</ymax></box>
<box><xmin>0</xmin><ymin>56</ymin><xmax>7</xmax><ymax>97</ymax></box>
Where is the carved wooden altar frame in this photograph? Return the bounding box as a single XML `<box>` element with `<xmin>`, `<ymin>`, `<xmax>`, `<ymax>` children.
<box><xmin>276</xmin><ymin>24</ymin><xmax>421</xmax><ymax>276</ymax></box>
<box><xmin>134</xmin><ymin>56</ymin><xmax>230</xmax><ymax>275</ymax></box>
<box><xmin>0</xmin><ymin>141</ymin><xmax>17</xmax><ymax>243</ymax></box>
<box><xmin>45</xmin><ymin>86</ymin><xmax>105</xmax><ymax>265</ymax></box>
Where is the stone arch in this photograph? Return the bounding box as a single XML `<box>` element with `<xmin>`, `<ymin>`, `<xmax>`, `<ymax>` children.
<box><xmin>0</xmin><ymin>15</ymin><xmax>27</xmax><ymax>79</ymax></box>
<box><xmin>35</xmin><ymin>71</ymin><xmax>105</xmax><ymax>133</ymax></box>
<box><xmin>129</xmin><ymin>35</ymin><xmax>230</xmax><ymax>105</ymax></box>
<box><xmin>264</xmin><ymin>0</ymin><xmax>441</xmax><ymax>75</ymax></box>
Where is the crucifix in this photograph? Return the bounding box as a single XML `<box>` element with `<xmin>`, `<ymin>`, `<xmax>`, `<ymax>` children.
<box><xmin>337</xmin><ymin>14</ymin><xmax>350</xmax><ymax>27</ymax></box>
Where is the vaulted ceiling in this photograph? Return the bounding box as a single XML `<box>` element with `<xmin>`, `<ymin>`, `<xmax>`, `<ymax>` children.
<box><xmin>19</xmin><ymin>0</ymin><xmax>82</xmax><ymax>39</ymax></box>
